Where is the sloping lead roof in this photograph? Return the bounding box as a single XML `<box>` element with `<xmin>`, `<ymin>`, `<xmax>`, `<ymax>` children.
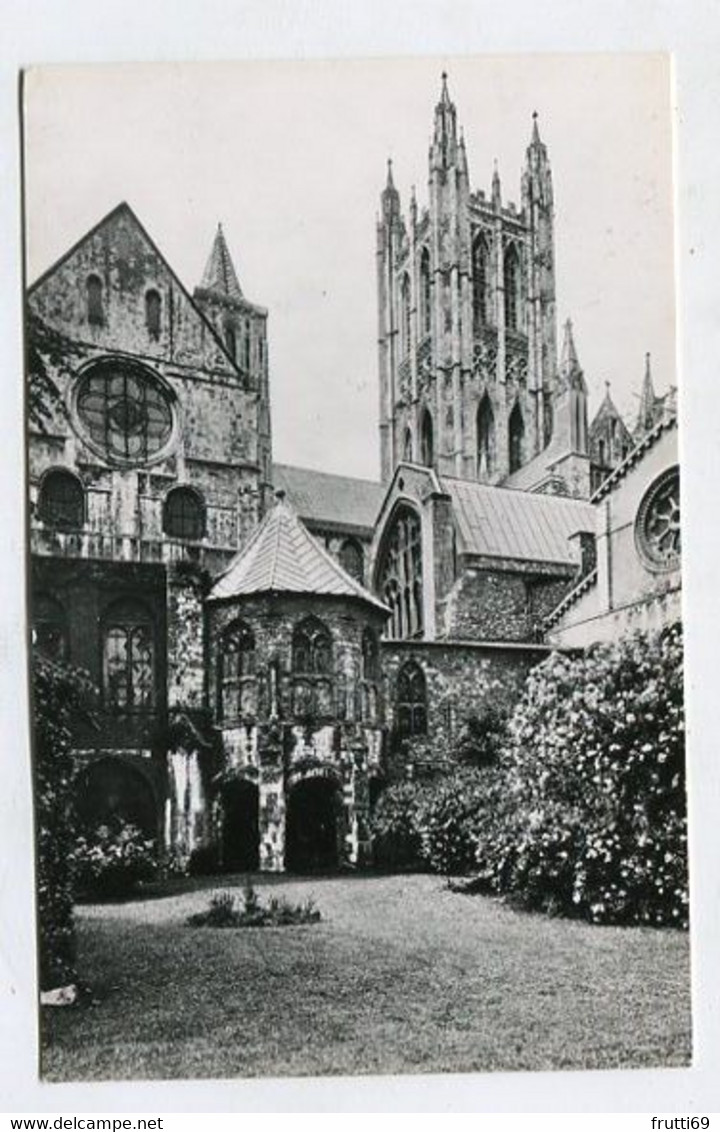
<box><xmin>272</xmin><ymin>463</ymin><xmax>384</xmax><ymax>533</ymax></box>
<box><xmin>209</xmin><ymin>496</ymin><xmax>387</xmax><ymax>610</ymax></box>
<box><xmin>440</xmin><ymin>476</ymin><xmax>595</xmax><ymax>565</ymax></box>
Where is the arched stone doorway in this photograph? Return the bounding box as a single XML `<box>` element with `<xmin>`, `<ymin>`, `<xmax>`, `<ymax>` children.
<box><xmin>220</xmin><ymin>779</ymin><xmax>260</xmax><ymax>872</ymax></box>
<box><xmin>75</xmin><ymin>757</ymin><xmax>157</xmax><ymax>839</ymax></box>
<box><xmin>285</xmin><ymin>776</ymin><xmax>341</xmax><ymax>873</ymax></box>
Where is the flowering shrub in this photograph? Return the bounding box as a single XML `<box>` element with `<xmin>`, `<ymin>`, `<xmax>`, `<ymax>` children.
<box><xmin>32</xmin><ymin>655</ymin><xmax>95</xmax><ymax>991</ymax></box>
<box><xmin>73</xmin><ymin>819</ymin><xmax>157</xmax><ymax>899</ymax></box>
<box><xmin>370</xmin><ymin>780</ymin><xmax>427</xmax><ymax>870</ymax></box>
<box><xmin>488</xmin><ymin>623</ymin><xmax>687</xmax><ymax>927</ymax></box>
<box><xmin>417</xmin><ymin>767</ymin><xmax>500</xmax><ymax>875</ymax></box>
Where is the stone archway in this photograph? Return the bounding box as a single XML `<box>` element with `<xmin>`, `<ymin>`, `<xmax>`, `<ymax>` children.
<box><xmin>220</xmin><ymin>779</ymin><xmax>260</xmax><ymax>872</ymax></box>
<box><xmin>75</xmin><ymin>757</ymin><xmax>157</xmax><ymax>839</ymax></box>
<box><xmin>285</xmin><ymin>776</ymin><xmax>341</xmax><ymax>873</ymax></box>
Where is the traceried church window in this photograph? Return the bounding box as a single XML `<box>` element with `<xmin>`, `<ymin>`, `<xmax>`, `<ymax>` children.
<box><xmin>163</xmin><ymin>486</ymin><xmax>206</xmax><ymax>541</ymax></box>
<box><xmin>103</xmin><ymin>600</ymin><xmax>155</xmax><ymax>710</ymax></box>
<box><xmin>472</xmin><ymin>234</ymin><xmax>490</xmax><ymax>330</ymax></box>
<box><xmin>292</xmin><ymin>616</ymin><xmax>333</xmax><ymax>717</ymax></box>
<box><xmin>86</xmin><ymin>274</ymin><xmax>104</xmax><ymax>325</ymax></box>
<box><xmin>339</xmin><ymin>538</ymin><xmax>364</xmax><ymax>583</ymax></box>
<box><xmin>508</xmin><ymin>402</ymin><xmax>525</xmax><ymax>473</ymax></box>
<box><xmin>476</xmin><ymin>394</ymin><xmax>495</xmax><ymax>479</ymax></box>
<box><xmin>403</xmin><ymin>427</ymin><xmax>413</xmax><ymax>462</ymax></box>
<box><xmin>503</xmin><ymin>244</ymin><xmax>521</xmax><ymax>332</ymax></box>
<box><xmin>243</xmin><ymin>331</ymin><xmax>251</xmax><ymax>372</ymax></box>
<box><xmin>219</xmin><ymin>620</ymin><xmax>256</xmax><ymax>721</ymax></box>
<box><xmin>145</xmin><ymin>290</ymin><xmax>161</xmax><ymax>338</ymax></box>
<box><xmin>224</xmin><ymin>324</ymin><xmax>237</xmax><ymax>360</ymax></box>
<box><xmin>420</xmin><ymin>409</ymin><xmax>434</xmax><ymax>468</ymax></box>
<box><xmin>75</xmin><ymin>359</ymin><xmax>175</xmax><ymax>466</ymax></box>
<box><xmin>396</xmin><ymin>660</ymin><xmax>427</xmax><ymax>737</ymax></box>
<box><xmin>400</xmin><ymin>273</ymin><xmax>412</xmax><ymax>357</ymax></box>
<box><xmin>32</xmin><ymin>593</ymin><xmax>69</xmax><ymax>662</ymax></box>
<box><xmin>419</xmin><ymin>248</ymin><xmax>431</xmax><ymax>337</ymax></box>
<box><xmin>37</xmin><ymin>469</ymin><xmax>85</xmax><ymax>530</ymax></box>
<box><xmin>376</xmin><ymin>504</ymin><xmax>423</xmax><ymax>640</ymax></box>
<box><xmin>636</xmin><ymin>467</ymin><xmax>681</xmax><ymax>570</ymax></box>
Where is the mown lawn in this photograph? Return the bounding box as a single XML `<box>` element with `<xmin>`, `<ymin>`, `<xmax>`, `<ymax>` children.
<box><xmin>41</xmin><ymin>873</ymin><xmax>691</xmax><ymax>1080</ymax></box>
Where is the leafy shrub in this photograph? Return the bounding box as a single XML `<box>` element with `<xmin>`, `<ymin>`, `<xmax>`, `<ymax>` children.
<box><xmin>187</xmin><ymin>882</ymin><xmax>321</xmax><ymax>928</ymax></box>
<box><xmin>416</xmin><ymin>767</ymin><xmax>499</xmax><ymax>875</ymax></box>
<box><xmin>32</xmin><ymin>654</ymin><xmax>94</xmax><ymax>991</ymax></box>
<box><xmin>369</xmin><ymin>779</ymin><xmax>427</xmax><ymax>870</ymax></box>
<box><xmin>455</xmin><ymin>706</ymin><xmax>510</xmax><ymax>769</ymax></box>
<box><xmin>487</xmin><ymin>623</ymin><xmax>687</xmax><ymax>927</ymax></box>
<box><xmin>73</xmin><ymin>819</ymin><xmax>157</xmax><ymax>899</ymax></box>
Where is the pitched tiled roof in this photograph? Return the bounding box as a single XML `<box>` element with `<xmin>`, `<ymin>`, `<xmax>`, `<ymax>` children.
<box><xmin>209</xmin><ymin>496</ymin><xmax>387</xmax><ymax>610</ymax></box>
<box><xmin>440</xmin><ymin>476</ymin><xmax>595</xmax><ymax>566</ymax></box>
<box><xmin>272</xmin><ymin>463</ymin><xmax>383</xmax><ymax>534</ymax></box>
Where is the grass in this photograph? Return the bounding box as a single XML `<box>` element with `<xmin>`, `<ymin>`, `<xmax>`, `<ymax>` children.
<box><xmin>41</xmin><ymin>873</ymin><xmax>691</xmax><ymax>1081</ymax></box>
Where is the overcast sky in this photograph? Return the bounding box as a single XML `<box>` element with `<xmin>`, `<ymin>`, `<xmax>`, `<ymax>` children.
<box><xmin>23</xmin><ymin>55</ymin><xmax>675</xmax><ymax>480</ymax></box>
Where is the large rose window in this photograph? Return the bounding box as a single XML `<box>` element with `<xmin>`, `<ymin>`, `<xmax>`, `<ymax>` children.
<box><xmin>636</xmin><ymin>467</ymin><xmax>681</xmax><ymax>570</ymax></box>
<box><xmin>75</xmin><ymin>359</ymin><xmax>175</xmax><ymax>465</ymax></box>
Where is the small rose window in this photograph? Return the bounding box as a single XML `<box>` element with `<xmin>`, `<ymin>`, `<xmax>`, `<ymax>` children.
<box><xmin>75</xmin><ymin>359</ymin><xmax>174</xmax><ymax>465</ymax></box>
<box><xmin>636</xmin><ymin>467</ymin><xmax>681</xmax><ymax>570</ymax></box>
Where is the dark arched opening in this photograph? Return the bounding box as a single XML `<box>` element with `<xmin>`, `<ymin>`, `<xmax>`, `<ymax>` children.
<box><xmin>75</xmin><ymin>758</ymin><xmax>157</xmax><ymax>839</ymax></box>
<box><xmin>220</xmin><ymin>779</ymin><xmax>260</xmax><ymax>872</ymax></box>
<box><xmin>420</xmin><ymin>409</ymin><xmax>434</xmax><ymax>468</ymax></box>
<box><xmin>285</xmin><ymin>777</ymin><xmax>340</xmax><ymax>873</ymax></box>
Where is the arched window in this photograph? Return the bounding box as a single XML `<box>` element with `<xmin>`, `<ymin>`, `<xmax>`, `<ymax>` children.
<box><xmin>360</xmin><ymin>626</ymin><xmax>381</xmax><ymax>724</ymax></box>
<box><xmin>292</xmin><ymin>616</ymin><xmax>333</xmax><ymax>717</ymax></box>
<box><xmin>419</xmin><ymin>248</ymin><xmax>431</xmax><ymax>337</ymax></box>
<box><xmin>219</xmin><ymin>620</ymin><xmax>256</xmax><ymax>721</ymax></box>
<box><xmin>103</xmin><ymin>599</ymin><xmax>155</xmax><ymax>710</ymax></box>
<box><xmin>224</xmin><ymin>323</ymin><xmax>237</xmax><ymax>360</ymax></box>
<box><xmin>420</xmin><ymin>409</ymin><xmax>434</xmax><ymax>468</ymax></box>
<box><xmin>598</xmin><ymin>438</ymin><xmax>607</xmax><ymax>466</ymax></box>
<box><xmin>293</xmin><ymin>617</ymin><xmax>332</xmax><ymax>675</ymax></box>
<box><xmin>396</xmin><ymin>661</ymin><xmax>427</xmax><ymax>737</ymax></box>
<box><xmin>339</xmin><ymin>538</ymin><xmax>364</xmax><ymax>584</ymax></box>
<box><xmin>400</xmin><ymin>273</ymin><xmax>411</xmax><ymax>357</ymax></box>
<box><xmin>476</xmin><ymin>394</ymin><xmax>495</xmax><ymax>479</ymax></box>
<box><xmin>145</xmin><ymin>289</ymin><xmax>161</xmax><ymax>338</ymax></box>
<box><xmin>32</xmin><ymin>593</ymin><xmax>69</xmax><ymax>662</ymax></box>
<box><xmin>403</xmin><ymin>427</ymin><xmax>413</xmax><ymax>462</ymax></box>
<box><xmin>362</xmin><ymin>627</ymin><xmax>380</xmax><ymax>682</ymax></box>
<box><xmin>37</xmin><ymin>469</ymin><xmax>84</xmax><ymax>530</ymax></box>
<box><xmin>503</xmin><ymin>244</ymin><xmax>521</xmax><ymax>332</ymax></box>
<box><xmin>472</xmin><ymin>234</ymin><xmax>490</xmax><ymax>330</ymax></box>
<box><xmin>509</xmin><ymin>402</ymin><xmax>525</xmax><ymax>473</ymax></box>
<box><xmin>243</xmin><ymin>331</ymin><xmax>251</xmax><ymax>371</ymax></box>
<box><xmin>86</xmin><ymin>274</ymin><xmax>103</xmax><ymax>325</ymax></box>
<box><xmin>163</xmin><ymin>487</ymin><xmax>205</xmax><ymax>541</ymax></box>
<box><xmin>376</xmin><ymin>504</ymin><xmax>423</xmax><ymax>640</ymax></box>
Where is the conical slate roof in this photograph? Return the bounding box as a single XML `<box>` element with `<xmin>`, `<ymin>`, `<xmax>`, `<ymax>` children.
<box><xmin>200</xmin><ymin>224</ymin><xmax>243</xmax><ymax>301</ymax></box>
<box><xmin>209</xmin><ymin>495</ymin><xmax>388</xmax><ymax>611</ymax></box>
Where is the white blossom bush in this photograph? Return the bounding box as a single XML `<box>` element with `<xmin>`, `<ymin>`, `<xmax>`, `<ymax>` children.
<box><xmin>485</xmin><ymin>623</ymin><xmax>687</xmax><ymax>927</ymax></box>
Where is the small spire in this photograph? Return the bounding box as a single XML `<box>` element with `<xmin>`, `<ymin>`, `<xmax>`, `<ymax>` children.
<box><xmin>492</xmin><ymin>159</ymin><xmax>501</xmax><ymax>206</ymax></box>
<box><xmin>531</xmin><ymin>109</ymin><xmax>541</xmax><ymax>144</ymax></box>
<box><xmin>560</xmin><ymin>317</ymin><xmax>585</xmax><ymax>390</ymax></box>
<box><xmin>440</xmin><ymin>71</ymin><xmax>450</xmax><ymax>104</ymax></box>
<box><xmin>386</xmin><ymin>157</ymin><xmax>395</xmax><ymax>190</ymax></box>
<box><xmin>200</xmin><ymin>223</ymin><xmax>243</xmax><ymax>301</ymax></box>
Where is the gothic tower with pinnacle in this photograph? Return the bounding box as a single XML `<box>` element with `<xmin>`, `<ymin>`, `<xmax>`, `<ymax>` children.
<box><xmin>377</xmin><ymin>75</ymin><xmax>559</xmax><ymax>486</ymax></box>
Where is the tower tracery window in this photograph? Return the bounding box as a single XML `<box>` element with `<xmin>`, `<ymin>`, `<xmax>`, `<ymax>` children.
<box><xmin>503</xmin><ymin>244</ymin><xmax>521</xmax><ymax>332</ymax></box>
<box><xmin>636</xmin><ymin>467</ymin><xmax>681</xmax><ymax>571</ymax></box>
<box><xmin>360</xmin><ymin>626</ymin><xmax>381</xmax><ymax>723</ymax></box>
<box><xmin>86</xmin><ymin>274</ymin><xmax>104</xmax><ymax>325</ymax></box>
<box><xmin>224</xmin><ymin>323</ymin><xmax>237</xmax><ymax>360</ymax></box>
<box><xmin>75</xmin><ymin>359</ymin><xmax>175</xmax><ymax>466</ymax></box>
<box><xmin>376</xmin><ymin>504</ymin><xmax>423</xmax><ymax>640</ymax></box>
<box><xmin>37</xmin><ymin>468</ymin><xmax>85</xmax><ymax>530</ymax></box>
<box><xmin>403</xmin><ymin>427</ymin><xmax>413</xmax><ymax>462</ymax></box>
<box><xmin>509</xmin><ymin>402</ymin><xmax>525</xmax><ymax>473</ymax></box>
<box><xmin>102</xmin><ymin>599</ymin><xmax>155</xmax><ymax>711</ymax></box>
<box><xmin>219</xmin><ymin>619</ymin><xmax>257</xmax><ymax>721</ymax></box>
<box><xmin>476</xmin><ymin>394</ymin><xmax>495</xmax><ymax>479</ymax></box>
<box><xmin>419</xmin><ymin>248</ymin><xmax>432</xmax><ymax>337</ymax></box>
<box><xmin>163</xmin><ymin>486</ymin><xmax>206</xmax><ymax>541</ymax></box>
<box><xmin>400</xmin><ymin>273</ymin><xmax>412</xmax><ymax>358</ymax></box>
<box><xmin>472</xmin><ymin>234</ymin><xmax>490</xmax><ymax>330</ymax></box>
<box><xmin>396</xmin><ymin>660</ymin><xmax>427</xmax><ymax>737</ymax></box>
<box><xmin>420</xmin><ymin>409</ymin><xmax>434</xmax><ymax>468</ymax></box>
